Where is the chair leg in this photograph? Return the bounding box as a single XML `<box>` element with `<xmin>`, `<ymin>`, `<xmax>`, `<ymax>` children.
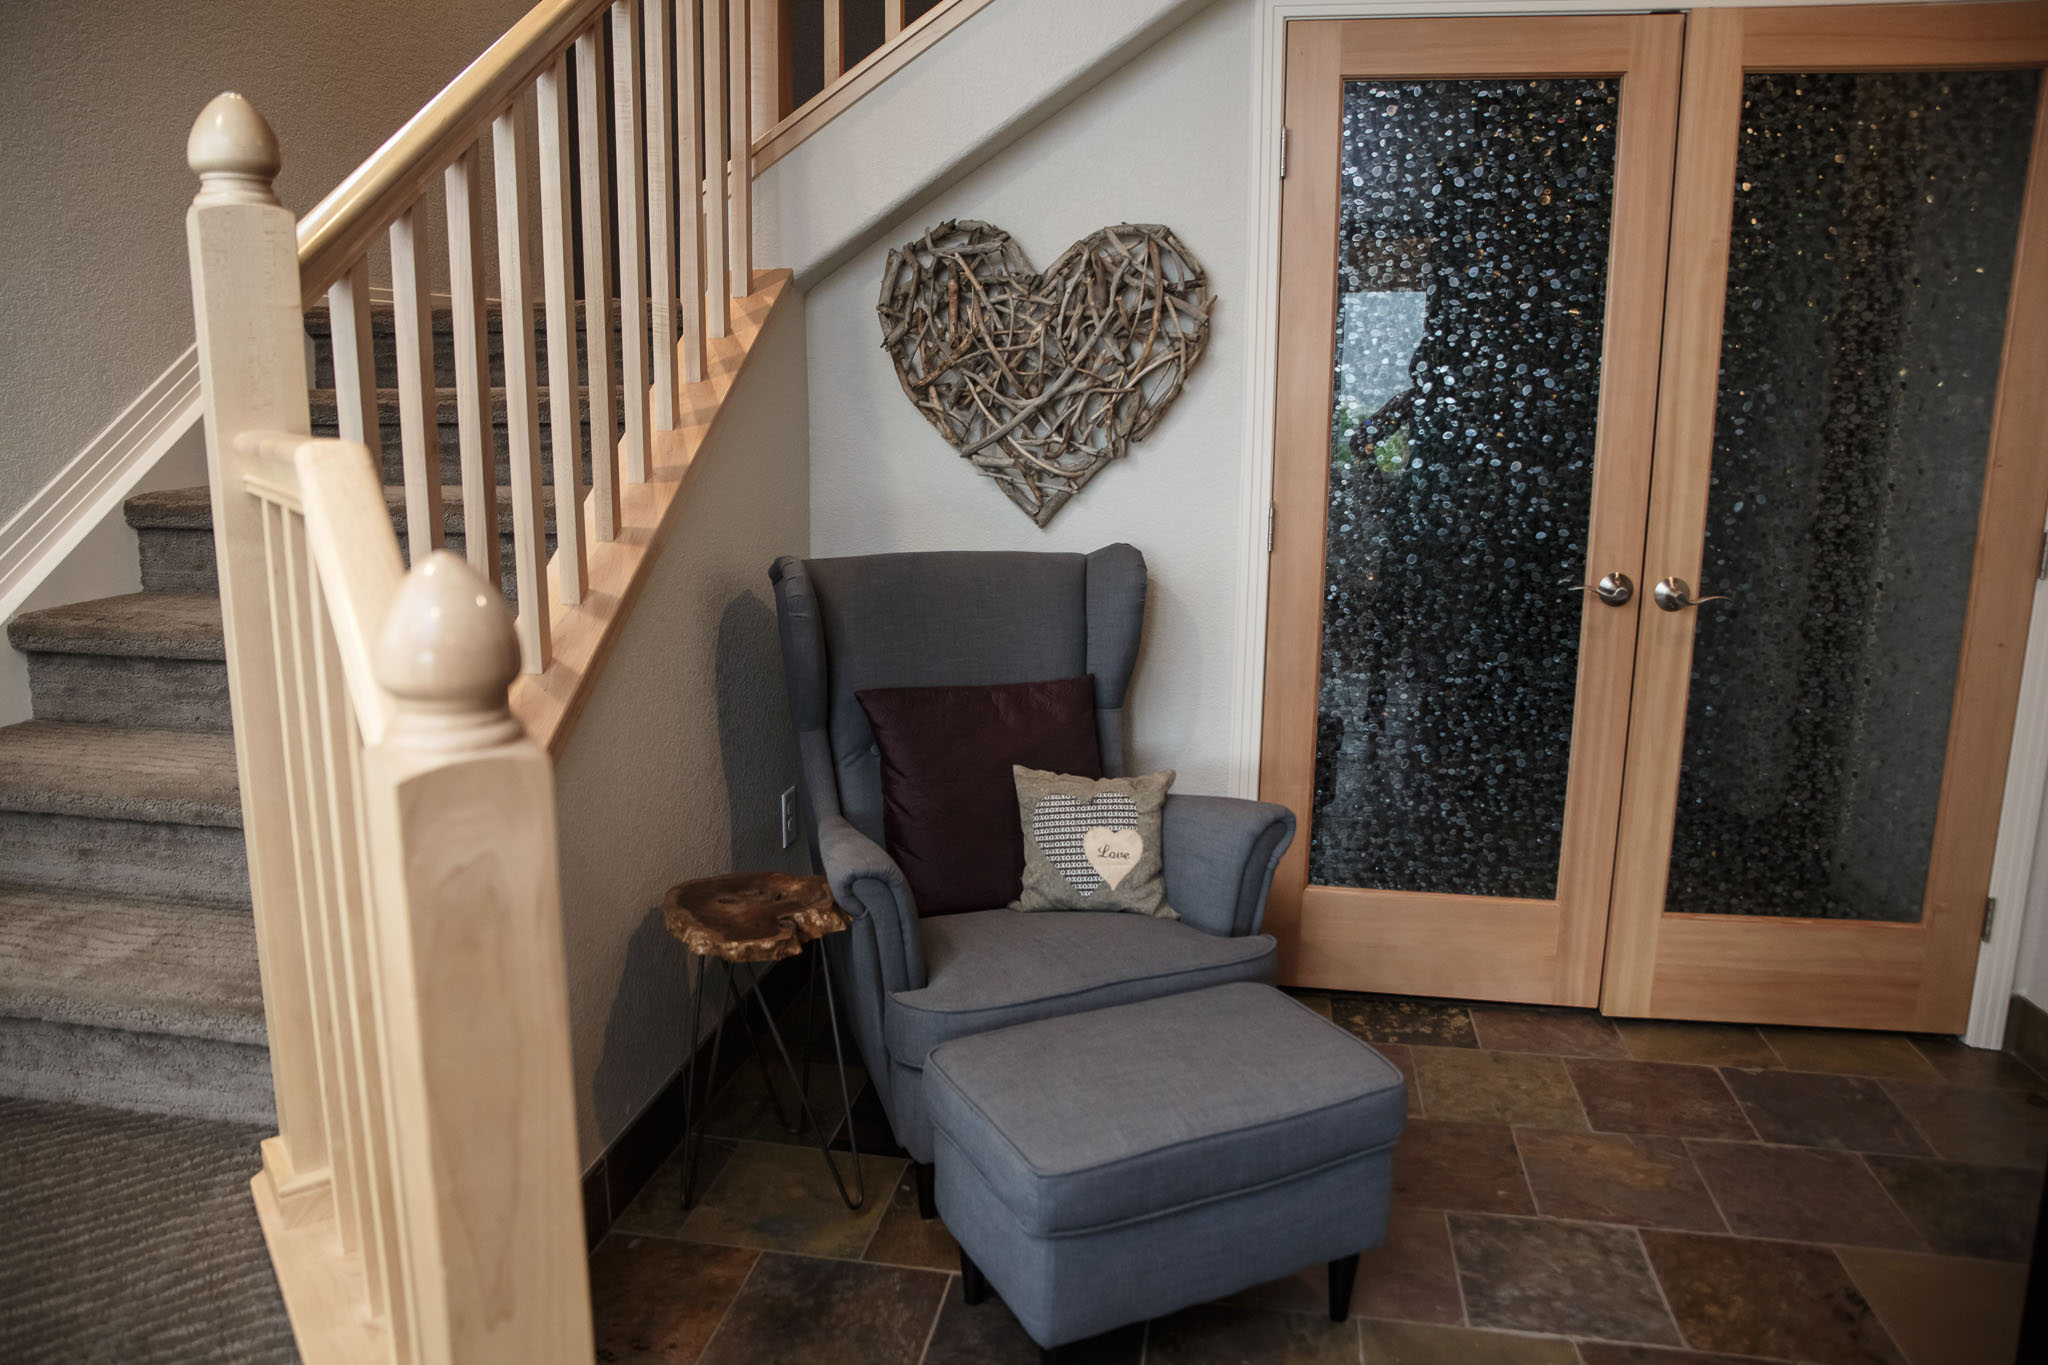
<box><xmin>1038</xmin><ymin>1348</ymin><xmax>1062</xmax><ymax>1365</ymax></box>
<box><xmin>959</xmin><ymin>1248</ymin><xmax>989</xmax><ymax>1306</ymax></box>
<box><xmin>1328</xmin><ymin>1252</ymin><xmax>1360</xmax><ymax>1322</ymax></box>
<box><xmin>915</xmin><ymin>1161</ymin><xmax>937</xmax><ymax>1220</ymax></box>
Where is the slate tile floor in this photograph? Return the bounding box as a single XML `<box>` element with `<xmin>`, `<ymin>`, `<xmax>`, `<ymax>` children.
<box><xmin>589</xmin><ymin>992</ymin><xmax>2047</xmax><ymax>1364</ymax></box>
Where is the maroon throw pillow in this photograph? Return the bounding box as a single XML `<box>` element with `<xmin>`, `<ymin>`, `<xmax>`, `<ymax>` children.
<box><xmin>856</xmin><ymin>676</ymin><xmax>1102</xmax><ymax>915</ymax></box>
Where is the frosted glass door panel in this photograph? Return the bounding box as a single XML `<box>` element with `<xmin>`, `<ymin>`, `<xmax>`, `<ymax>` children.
<box><xmin>1665</xmin><ymin>70</ymin><xmax>2039</xmax><ymax>922</ymax></box>
<box><xmin>1310</xmin><ymin>78</ymin><xmax>1618</xmax><ymax>898</ymax></box>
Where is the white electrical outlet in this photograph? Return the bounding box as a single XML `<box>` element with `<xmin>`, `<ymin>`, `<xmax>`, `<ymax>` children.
<box><xmin>780</xmin><ymin>787</ymin><xmax>798</xmax><ymax>849</ymax></box>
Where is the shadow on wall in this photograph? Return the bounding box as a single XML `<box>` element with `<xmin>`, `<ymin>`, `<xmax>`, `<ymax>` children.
<box><xmin>717</xmin><ymin>589</ymin><xmax>803</xmax><ymax>873</ymax></box>
<box><xmin>589</xmin><ymin>587</ymin><xmax>803</xmax><ymax>1141</ymax></box>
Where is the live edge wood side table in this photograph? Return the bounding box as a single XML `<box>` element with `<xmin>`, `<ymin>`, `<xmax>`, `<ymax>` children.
<box><xmin>661</xmin><ymin>872</ymin><xmax>865</xmax><ymax>1211</ymax></box>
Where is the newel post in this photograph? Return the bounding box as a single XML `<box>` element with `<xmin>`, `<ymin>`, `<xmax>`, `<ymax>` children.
<box><xmin>365</xmin><ymin>553</ymin><xmax>593</xmax><ymax>1362</ymax></box>
<box><xmin>186</xmin><ymin>94</ymin><xmax>330</xmax><ymax>1206</ymax></box>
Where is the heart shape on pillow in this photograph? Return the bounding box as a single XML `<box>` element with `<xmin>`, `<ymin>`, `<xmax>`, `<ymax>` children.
<box><xmin>1084</xmin><ymin>827</ymin><xmax>1144</xmax><ymax>891</ymax></box>
<box><xmin>878</xmin><ymin>219</ymin><xmax>1212</xmax><ymax>526</ymax></box>
<box><xmin>1032</xmin><ymin>791</ymin><xmax>1140</xmax><ymax>897</ymax></box>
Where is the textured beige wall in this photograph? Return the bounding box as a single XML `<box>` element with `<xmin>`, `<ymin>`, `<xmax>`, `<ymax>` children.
<box><xmin>551</xmin><ymin>289</ymin><xmax>812</xmax><ymax>1163</ymax></box>
<box><xmin>0</xmin><ymin>0</ymin><xmax>532</xmax><ymax>527</ymax></box>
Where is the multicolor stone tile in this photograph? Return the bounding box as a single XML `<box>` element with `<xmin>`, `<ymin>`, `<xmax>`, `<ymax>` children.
<box><xmin>1411</xmin><ymin>1048</ymin><xmax>1587</xmax><ymax>1128</ymax></box>
<box><xmin>921</xmin><ymin>1276</ymin><xmax>1142</xmax><ymax>1364</ymax></box>
<box><xmin>1329</xmin><ymin>995</ymin><xmax>1479</xmax><ymax>1049</ymax></box>
<box><xmin>1834</xmin><ymin>1246</ymin><xmax>2027</xmax><ymax>1365</ymax></box>
<box><xmin>1759</xmin><ymin>1029</ymin><xmax>1942</xmax><ymax>1081</ymax></box>
<box><xmin>1566</xmin><ymin>1059</ymin><xmax>1753</xmax><ymax>1139</ymax></box>
<box><xmin>1469</xmin><ymin>1005</ymin><xmax>1627</xmax><ymax>1058</ymax></box>
<box><xmin>1448</xmin><ymin>1213</ymin><xmax>1679</xmax><ymax>1344</ymax></box>
<box><xmin>1145</xmin><ymin>1303</ymin><xmax>1360</xmax><ymax>1364</ymax></box>
<box><xmin>1720</xmin><ymin>1069</ymin><xmax>1932</xmax><ymax>1155</ymax></box>
<box><xmin>679</xmin><ymin>1140</ymin><xmax>902</xmax><ymax>1259</ymax></box>
<box><xmin>612</xmin><ymin>1138</ymin><xmax>739</xmax><ymax>1239</ymax></box>
<box><xmin>1354</xmin><ymin>1206</ymin><xmax>1463</xmax><ymax>1326</ymax></box>
<box><xmin>1576</xmin><ymin>1348</ymin><xmax>1787</xmax><ymax>1365</ymax></box>
<box><xmin>1882</xmin><ymin>1080</ymin><xmax>2048</xmax><ymax>1167</ymax></box>
<box><xmin>1613</xmin><ymin>1019</ymin><xmax>1780</xmax><ymax>1069</ymax></box>
<box><xmin>1908</xmin><ymin>1037</ymin><xmax>2047</xmax><ymax>1090</ymax></box>
<box><xmin>1392</xmin><ymin>1119</ymin><xmax>1535</xmax><ymax>1214</ymax></box>
<box><xmin>1512</xmin><ymin>1128</ymin><xmax>1723</xmax><ymax>1232</ymax></box>
<box><xmin>698</xmin><ymin>1055</ymin><xmax>870</xmax><ymax>1146</ymax></box>
<box><xmin>696</xmin><ymin>1251</ymin><xmax>947</xmax><ymax>1365</ymax></box>
<box><xmin>1684</xmin><ymin>1140</ymin><xmax>1922</xmax><ymax>1249</ymax></box>
<box><xmin>1639</xmin><ymin>1231</ymin><xmax>1906</xmax><ymax>1365</ymax></box>
<box><xmin>1373</xmin><ymin>1041</ymin><xmax>1424</xmax><ymax>1117</ymax></box>
<box><xmin>863</xmin><ymin>1164</ymin><xmax>961</xmax><ymax>1271</ymax></box>
<box><xmin>1287</xmin><ymin>991</ymin><xmax>1336</xmax><ymax>1022</ymax></box>
<box><xmin>1862</xmin><ymin>1154</ymin><xmax>2041</xmax><ymax>1260</ymax></box>
<box><xmin>584</xmin><ymin>992</ymin><xmax>2048</xmax><ymax>1365</ymax></box>
<box><xmin>1355</xmin><ymin>1320</ymin><xmax>1580</xmax><ymax>1365</ymax></box>
<box><xmin>590</xmin><ymin>1236</ymin><xmax>758</xmax><ymax>1364</ymax></box>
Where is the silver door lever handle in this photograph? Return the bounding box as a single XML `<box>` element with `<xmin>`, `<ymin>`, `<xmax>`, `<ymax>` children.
<box><xmin>1653</xmin><ymin>577</ymin><xmax>1731</xmax><ymax>612</ymax></box>
<box><xmin>1563</xmin><ymin>572</ymin><xmax>1634</xmax><ymax>606</ymax></box>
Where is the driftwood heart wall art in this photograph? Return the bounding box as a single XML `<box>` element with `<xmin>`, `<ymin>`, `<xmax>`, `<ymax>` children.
<box><xmin>877</xmin><ymin>220</ymin><xmax>1212</xmax><ymax>527</ymax></box>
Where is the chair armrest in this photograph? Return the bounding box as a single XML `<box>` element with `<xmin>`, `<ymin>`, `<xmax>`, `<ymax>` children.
<box><xmin>1162</xmin><ymin>794</ymin><xmax>1297</xmax><ymax>937</ymax></box>
<box><xmin>816</xmin><ymin>812</ymin><xmax>926</xmax><ymax>991</ymax></box>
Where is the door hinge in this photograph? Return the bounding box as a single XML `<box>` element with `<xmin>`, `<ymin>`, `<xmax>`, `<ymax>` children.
<box><xmin>1267</xmin><ymin>502</ymin><xmax>1276</xmax><ymax>554</ymax></box>
<box><xmin>2036</xmin><ymin>528</ymin><xmax>2048</xmax><ymax>581</ymax></box>
<box><xmin>1279</xmin><ymin>127</ymin><xmax>1289</xmax><ymax>180</ymax></box>
<box><xmin>1983</xmin><ymin>894</ymin><xmax>1998</xmax><ymax>942</ymax></box>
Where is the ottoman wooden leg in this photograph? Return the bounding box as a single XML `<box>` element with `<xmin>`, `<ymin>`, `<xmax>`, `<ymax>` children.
<box><xmin>959</xmin><ymin>1249</ymin><xmax>990</xmax><ymax>1306</ymax></box>
<box><xmin>1328</xmin><ymin>1253</ymin><xmax>1360</xmax><ymax>1322</ymax></box>
<box><xmin>915</xmin><ymin>1161</ymin><xmax>938</xmax><ymax>1220</ymax></box>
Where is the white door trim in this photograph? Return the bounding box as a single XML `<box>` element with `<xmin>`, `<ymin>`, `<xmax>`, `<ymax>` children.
<box><xmin>1230</xmin><ymin>0</ymin><xmax>2046</xmax><ymax>1042</ymax></box>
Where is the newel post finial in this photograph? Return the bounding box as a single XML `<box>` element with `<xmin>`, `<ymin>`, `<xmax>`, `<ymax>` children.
<box><xmin>187</xmin><ymin>93</ymin><xmax>281</xmax><ymax>205</ymax></box>
<box><xmin>375</xmin><ymin>552</ymin><xmax>525</xmax><ymax>750</ymax></box>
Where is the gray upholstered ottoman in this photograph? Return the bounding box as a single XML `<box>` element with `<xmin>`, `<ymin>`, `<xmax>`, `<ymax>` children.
<box><xmin>923</xmin><ymin>981</ymin><xmax>1406</xmax><ymax>1358</ymax></box>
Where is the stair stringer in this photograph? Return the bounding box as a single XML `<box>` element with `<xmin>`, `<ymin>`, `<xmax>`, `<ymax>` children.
<box><xmin>752</xmin><ymin>0</ymin><xmax>1219</xmax><ymax>285</ymax></box>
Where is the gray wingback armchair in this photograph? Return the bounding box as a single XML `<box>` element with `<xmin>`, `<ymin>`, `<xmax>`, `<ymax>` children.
<box><xmin>769</xmin><ymin>545</ymin><xmax>1295</xmax><ymax>1188</ymax></box>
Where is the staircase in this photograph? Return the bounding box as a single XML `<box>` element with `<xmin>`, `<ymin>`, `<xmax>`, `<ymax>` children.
<box><xmin>0</xmin><ymin>305</ymin><xmax>612</xmax><ymax>1123</ymax></box>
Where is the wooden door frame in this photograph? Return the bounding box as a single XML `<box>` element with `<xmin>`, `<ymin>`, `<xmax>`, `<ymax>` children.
<box><xmin>1237</xmin><ymin>1</ymin><xmax>2048</xmax><ymax>1043</ymax></box>
<box><xmin>1255</xmin><ymin>12</ymin><xmax>1683</xmax><ymax>1005</ymax></box>
<box><xmin>1599</xmin><ymin>2</ymin><xmax>2048</xmax><ymax>1033</ymax></box>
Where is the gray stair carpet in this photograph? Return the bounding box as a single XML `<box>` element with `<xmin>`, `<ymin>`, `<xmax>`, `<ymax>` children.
<box><xmin>128</xmin><ymin>484</ymin><xmax>556</xmax><ymax>601</ymax></box>
<box><xmin>0</xmin><ymin>297</ymin><xmax>603</xmax><ymax>1353</ymax></box>
<box><xmin>0</xmin><ymin>1096</ymin><xmax>296</xmax><ymax>1362</ymax></box>
<box><xmin>9</xmin><ymin>592</ymin><xmax>228</xmax><ymax>732</ymax></box>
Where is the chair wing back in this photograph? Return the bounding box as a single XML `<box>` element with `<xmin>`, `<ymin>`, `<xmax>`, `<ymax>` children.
<box><xmin>770</xmin><ymin>545</ymin><xmax>1147</xmax><ymax>850</ymax></box>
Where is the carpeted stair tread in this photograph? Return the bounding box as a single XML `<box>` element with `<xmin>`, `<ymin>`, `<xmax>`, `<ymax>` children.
<box><xmin>0</xmin><ymin>1096</ymin><xmax>294</xmax><ymax>1359</ymax></box>
<box><xmin>128</xmin><ymin>483</ymin><xmax>554</xmax><ymax>537</ymax></box>
<box><xmin>6</xmin><ymin>592</ymin><xmax>223</xmax><ymax>661</ymax></box>
<box><xmin>308</xmin><ymin>384</ymin><xmax>614</xmax><ymax>427</ymax></box>
<box><xmin>122</xmin><ymin>487</ymin><xmax>214</xmax><ymax>532</ymax></box>
<box><xmin>0</xmin><ymin>889</ymin><xmax>263</xmax><ymax>1046</ymax></box>
<box><xmin>0</xmin><ymin>722</ymin><xmax>240</xmax><ymax>828</ymax></box>
<box><xmin>384</xmin><ymin>481</ymin><xmax>558</xmax><ymax>535</ymax></box>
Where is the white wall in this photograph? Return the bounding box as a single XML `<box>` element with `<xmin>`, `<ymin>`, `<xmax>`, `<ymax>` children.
<box><xmin>0</xmin><ymin>0</ymin><xmax>532</xmax><ymax>532</ymax></box>
<box><xmin>2016</xmin><ymin>794</ymin><xmax>2048</xmax><ymax>1007</ymax></box>
<box><xmin>552</xmin><ymin>292</ymin><xmax>812</xmax><ymax>1162</ymax></box>
<box><xmin>805</xmin><ymin>0</ymin><xmax>1256</xmax><ymax>795</ymax></box>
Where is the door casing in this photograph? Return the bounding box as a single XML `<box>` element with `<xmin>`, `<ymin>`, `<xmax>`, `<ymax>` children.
<box><xmin>1255</xmin><ymin>2</ymin><xmax>2048</xmax><ymax>1031</ymax></box>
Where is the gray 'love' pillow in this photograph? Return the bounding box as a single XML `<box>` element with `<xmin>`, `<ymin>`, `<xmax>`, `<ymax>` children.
<box><xmin>1010</xmin><ymin>765</ymin><xmax>1176</xmax><ymax>918</ymax></box>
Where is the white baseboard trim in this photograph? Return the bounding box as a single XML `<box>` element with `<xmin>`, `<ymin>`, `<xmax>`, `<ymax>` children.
<box><xmin>0</xmin><ymin>348</ymin><xmax>202</xmax><ymax>625</ymax></box>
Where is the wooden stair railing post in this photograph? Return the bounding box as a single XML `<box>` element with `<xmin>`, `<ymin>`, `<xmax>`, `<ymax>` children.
<box><xmin>184</xmin><ymin>93</ymin><xmax>332</xmax><ymax>1225</ymax></box>
<box><xmin>366</xmin><ymin>553</ymin><xmax>593</xmax><ymax>1362</ymax></box>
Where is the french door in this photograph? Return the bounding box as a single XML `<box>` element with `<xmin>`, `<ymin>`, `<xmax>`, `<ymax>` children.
<box><xmin>1260</xmin><ymin>4</ymin><xmax>2048</xmax><ymax>1031</ymax></box>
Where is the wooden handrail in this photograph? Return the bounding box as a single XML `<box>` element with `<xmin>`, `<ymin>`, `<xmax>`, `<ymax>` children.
<box><xmin>752</xmin><ymin>0</ymin><xmax>994</xmax><ymax>175</ymax></box>
<box><xmin>295</xmin><ymin>0</ymin><xmax>611</xmax><ymax>303</ymax></box>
